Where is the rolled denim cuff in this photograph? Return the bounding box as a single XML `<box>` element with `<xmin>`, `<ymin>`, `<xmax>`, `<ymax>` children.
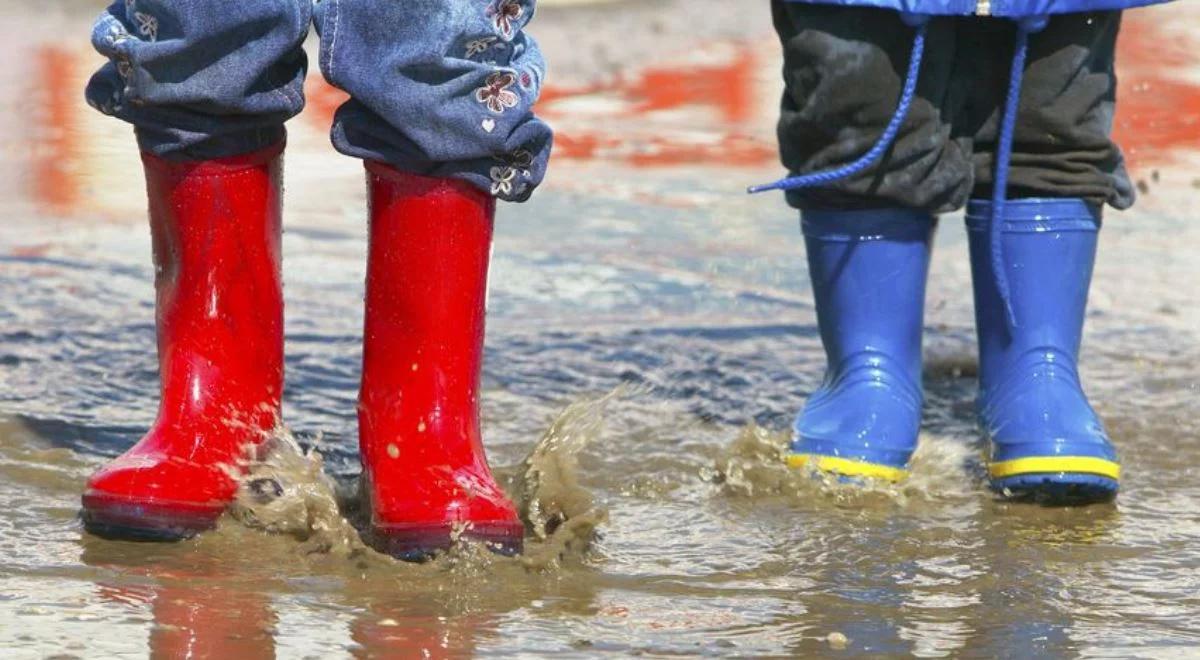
<box><xmin>84</xmin><ymin>0</ymin><xmax>309</xmax><ymax>161</ymax></box>
<box><xmin>315</xmin><ymin>0</ymin><xmax>553</xmax><ymax>203</ymax></box>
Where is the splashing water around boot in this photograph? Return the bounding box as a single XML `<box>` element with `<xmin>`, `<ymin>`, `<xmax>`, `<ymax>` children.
<box><xmin>227</xmin><ymin>390</ymin><xmax>622</xmax><ymax>570</ymax></box>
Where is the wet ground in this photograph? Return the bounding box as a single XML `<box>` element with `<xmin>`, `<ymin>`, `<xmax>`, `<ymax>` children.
<box><xmin>3</xmin><ymin>0</ymin><xmax>1200</xmax><ymax>657</ymax></box>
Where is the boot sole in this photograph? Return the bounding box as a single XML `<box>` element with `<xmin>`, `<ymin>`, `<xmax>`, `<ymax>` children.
<box><xmin>787</xmin><ymin>453</ymin><xmax>909</xmax><ymax>483</ymax></box>
<box><xmin>372</xmin><ymin>521</ymin><xmax>525</xmax><ymax>562</ymax></box>
<box><xmin>81</xmin><ymin>491</ymin><xmax>225</xmax><ymax>541</ymax></box>
<box><xmin>989</xmin><ymin>456</ymin><xmax>1120</xmax><ymax>504</ymax></box>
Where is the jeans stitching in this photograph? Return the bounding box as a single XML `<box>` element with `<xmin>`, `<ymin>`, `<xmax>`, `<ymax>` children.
<box><xmin>268</xmin><ymin>3</ymin><xmax>307</xmax><ymax>111</ymax></box>
<box><xmin>325</xmin><ymin>0</ymin><xmax>340</xmax><ymax>83</ymax></box>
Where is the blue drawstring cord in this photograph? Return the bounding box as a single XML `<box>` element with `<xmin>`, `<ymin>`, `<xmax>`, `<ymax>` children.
<box><xmin>990</xmin><ymin>16</ymin><xmax>1048</xmax><ymax>329</ymax></box>
<box><xmin>747</xmin><ymin>15</ymin><xmax>930</xmax><ymax>195</ymax></box>
<box><xmin>750</xmin><ymin>13</ymin><xmax>1050</xmax><ymax>332</ymax></box>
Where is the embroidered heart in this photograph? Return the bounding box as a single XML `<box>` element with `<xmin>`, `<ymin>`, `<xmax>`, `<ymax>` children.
<box><xmin>481</xmin><ymin>118</ymin><xmax>496</xmax><ymax>133</ymax></box>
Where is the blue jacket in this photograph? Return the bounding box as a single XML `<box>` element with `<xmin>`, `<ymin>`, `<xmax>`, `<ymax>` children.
<box><xmin>785</xmin><ymin>0</ymin><xmax>1171</xmax><ymax>17</ymax></box>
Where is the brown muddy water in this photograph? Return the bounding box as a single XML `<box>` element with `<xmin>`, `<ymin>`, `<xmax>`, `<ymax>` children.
<box><xmin>3</xmin><ymin>1</ymin><xmax>1200</xmax><ymax>657</ymax></box>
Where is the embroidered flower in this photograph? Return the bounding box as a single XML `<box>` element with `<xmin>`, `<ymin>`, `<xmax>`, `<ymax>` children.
<box><xmin>106</xmin><ymin>22</ymin><xmax>131</xmax><ymax>46</ymax></box>
<box><xmin>489</xmin><ymin>166</ymin><xmax>517</xmax><ymax>196</ymax></box>
<box><xmin>496</xmin><ymin>149</ymin><xmax>533</xmax><ymax>169</ymax></box>
<box><xmin>464</xmin><ymin>37</ymin><xmax>497</xmax><ymax>58</ymax></box>
<box><xmin>490</xmin><ymin>150</ymin><xmax>532</xmax><ymax>198</ymax></box>
<box><xmin>475</xmin><ymin>71</ymin><xmax>519</xmax><ymax>114</ymax></box>
<box><xmin>109</xmin><ymin>87</ymin><xmax>125</xmax><ymax>113</ymax></box>
<box><xmin>134</xmin><ymin>12</ymin><xmax>158</xmax><ymax>41</ymax></box>
<box><xmin>487</xmin><ymin>0</ymin><xmax>523</xmax><ymax>40</ymax></box>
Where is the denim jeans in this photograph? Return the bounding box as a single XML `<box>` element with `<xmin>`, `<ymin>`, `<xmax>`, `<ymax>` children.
<box><xmin>86</xmin><ymin>0</ymin><xmax>551</xmax><ymax>202</ymax></box>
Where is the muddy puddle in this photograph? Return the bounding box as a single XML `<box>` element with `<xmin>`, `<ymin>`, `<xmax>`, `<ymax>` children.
<box><xmin>3</xmin><ymin>0</ymin><xmax>1200</xmax><ymax>657</ymax></box>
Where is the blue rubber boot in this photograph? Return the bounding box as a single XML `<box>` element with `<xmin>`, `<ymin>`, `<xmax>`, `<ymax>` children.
<box><xmin>789</xmin><ymin>209</ymin><xmax>935</xmax><ymax>482</ymax></box>
<box><xmin>966</xmin><ymin>198</ymin><xmax>1120</xmax><ymax>503</ymax></box>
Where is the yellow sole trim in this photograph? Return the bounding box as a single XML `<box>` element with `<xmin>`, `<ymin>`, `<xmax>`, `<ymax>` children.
<box><xmin>786</xmin><ymin>454</ymin><xmax>909</xmax><ymax>483</ymax></box>
<box><xmin>989</xmin><ymin>456</ymin><xmax>1121</xmax><ymax>481</ymax></box>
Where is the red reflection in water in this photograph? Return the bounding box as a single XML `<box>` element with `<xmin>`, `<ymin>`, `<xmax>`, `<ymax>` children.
<box><xmin>96</xmin><ymin>580</ymin><xmax>276</xmax><ymax>658</ymax></box>
<box><xmin>537</xmin><ymin>45</ymin><xmax>774</xmax><ymax>166</ymax></box>
<box><xmin>149</xmin><ymin>586</ymin><xmax>275</xmax><ymax>659</ymax></box>
<box><xmin>351</xmin><ymin>610</ymin><xmax>490</xmax><ymax>659</ymax></box>
<box><xmin>537</xmin><ymin>45</ymin><xmax>757</xmax><ymax>124</ymax></box>
<box><xmin>31</xmin><ymin>46</ymin><xmax>81</xmax><ymax>213</ymax></box>
<box><xmin>1112</xmin><ymin>15</ymin><xmax>1200</xmax><ymax>171</ymax></box>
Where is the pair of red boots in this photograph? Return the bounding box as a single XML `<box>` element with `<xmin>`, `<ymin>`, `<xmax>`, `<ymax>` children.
<box><xmin>81</xmin><ymin>142</ymin><xmax>524</xmax><ymax>558</ymax></box>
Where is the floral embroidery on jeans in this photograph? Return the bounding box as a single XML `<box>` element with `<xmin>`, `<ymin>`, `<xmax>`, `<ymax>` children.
<box><xmin>464</xmin><ymin>37</ymin><xmax>497</xmax><ymax>59</ymax></box>
<box><xmin>489</xmin><ymin>149</ymin><xmax>532</xmax><ymax>197</ymax></box>
<box><xmin>489</xmin><ymin>166</ymin><xmax>518</xmax><ymax>196</ymax></box>
<box><xmin>475</xmin><ymin>72</ymin><xmax>519</xmax><ymax>114</ymax></box>
<box><xmin>134</xmin><ymin>12</ymin><xmax>158</xmax><ymax>41</ymax></box>
<box><xmin>496</xmin><ymin>149</ymin><xmax>533</xmax><ymax>170</ymax></box>
<box><xmin>487</xmin><ymin>0</ymin><xmax>523</xmax><ymax>40</ymax></box>
<box><xmin>106</xmin><ymin>21</ymin><xmax>131</xmax><ymax>47</ymax></box>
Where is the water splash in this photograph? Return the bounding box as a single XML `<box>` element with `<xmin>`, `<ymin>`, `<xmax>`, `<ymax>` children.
<box><xmin>227</xmin><ymin>429</ymin><xmax>368</xmax><ymax>560</ymax></box>
<box><xmin>226</xmin><ymin>389</ymin><xmax>623</xmax><ymax>570</ymax></box>
<box><xmin>708</xmin><ymin>424</ymin><xmax>979</xmax><ymax>506</ymax></box>
<box><xmin>510</xmin><ymin>388</ymin><xmax>628</xmax><ymax>568</ymax></box>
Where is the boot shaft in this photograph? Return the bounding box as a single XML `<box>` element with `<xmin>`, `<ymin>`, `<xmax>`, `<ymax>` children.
<box><xmin>360</xmin><ymin>163</ymin><xmax>495</xmax><ymax>467</ymax></box>
<box><xmin>802</xmin><ymin>208</ymin><xmax>935</xmax><ymax>380</ymax></box>
<box><xmin>789</xmin><ymin>208</ymin><xmax>934</xmax><ymax>476</ymax></box>
<box><xmin>357</xmin><ymin>165</ymin><xmax>521</xmax><ymax>548</ymax></box>
<box><xmin>80</xmin><ymin>145</ymin><xmax>288</xmax><ymax>539</ymax></box>
<box><xmin>965</xmin><ymin>198</ymin><xmax>1099</xmax><ymax>396</ymax></box>
<box><xmin>141</xmin><ymin>145</ymin><xmax>285</xmax><ymax>428</ymax></box>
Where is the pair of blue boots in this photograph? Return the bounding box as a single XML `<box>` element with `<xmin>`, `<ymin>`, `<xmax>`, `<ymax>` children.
<box><xmin>790</xmin><ymin>198</ymin><xmax>1121</xmax><ymax>502</ymax></box>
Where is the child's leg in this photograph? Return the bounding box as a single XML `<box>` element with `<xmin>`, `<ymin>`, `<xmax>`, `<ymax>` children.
<box><xmin>313</xmin><ymin>0</ymin><xmax>551</xmax><ymax>202</ymax></box>
<box><xmin>770</xmin><ymin>2</ymin><xmax>968</xmax><ymax>481</ymax></box>
<box><xmin>968</xmin><ymin>13</ymin><xmax>1132</xmax><ymax>208</ymax></box>
<box><xmin>793</xmin><ymin>208</ymin><xmax>935</xmax><ymax>482</ymax></box>
<box><xmin>771</xmin><ymin>1</ymin><xmax>971</xmax><ymax>213</ymax></box>
<box><xmin>311</xmin><ymin>0</ymin><xmax>551</xmax><ymax>558</ymax></box>
<box><xmin>964</xmin><ymin>13</ymin><xmax>1127</xmax><ymax>501</ymax></box>
<box><xmin>81</xmin><ymin>0</ymin><xmax>307</xmax><ymax>538</ymax></box>
<box><xmin>86</xmin><ymin>0</ymin><xmax>308</xmax><ymax>159</ymax></box>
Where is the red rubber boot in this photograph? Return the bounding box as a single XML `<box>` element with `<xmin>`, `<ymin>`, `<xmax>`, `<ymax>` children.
<box><xmin>360</xmin><ymin>162</ymin><xmax>523</xmax><ymax>559</ymax></box>
<box><xmin>81</xmin><ymin>143</ymin><xmax>285</xmax><ymax>540</ymax></box>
